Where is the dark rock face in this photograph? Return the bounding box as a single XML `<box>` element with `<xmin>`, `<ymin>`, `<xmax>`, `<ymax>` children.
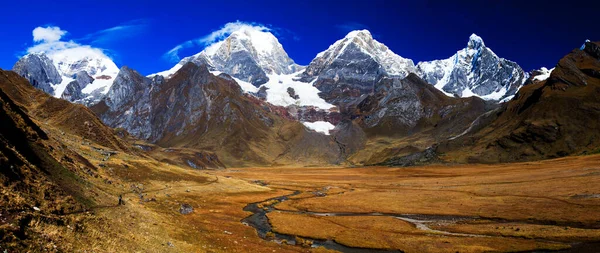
<box><xmin>286</xmin><ymin>87</ymin><xmax>299</xmax><ymax>99</ymax></box>
<box><xmin>332</xmin><ymin>120</ymin><xmax>367</xmax><ymax>159</ymax></box>
<box><xmin>208</xmin><ymin>51</ymin><xmax>268</xmax><ymax>86</ymax></box>
<box><xmin>99</xmin><ymin>66</ymin><xmax>155</xmax><ymax>139</ymax></box>
<box><xmin>12</xmin><ymin>54</ymin><xmax>62</xmax><ymax>94</ymax></box>
<box><xmin>309</xmin><ymin>47</ymin><xmax>384</xmax><ymax>106</ymax></box>
<box><xmin>417</xmin><ymin>34</ymin><xmax>526</xmax><ymax>101</ymax></box>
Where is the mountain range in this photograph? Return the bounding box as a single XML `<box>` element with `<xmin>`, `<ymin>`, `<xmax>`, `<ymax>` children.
<box><xmin>9</xmin><ymin>28</ymin><xmax>598</xmax><ymax>167</ymax></box>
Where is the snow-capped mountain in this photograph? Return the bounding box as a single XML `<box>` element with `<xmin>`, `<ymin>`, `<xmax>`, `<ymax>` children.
<box><xmin>13</xmin><ymin>50</ymin><xmax>119</xmax><ymax>105</ymax></box>
<box><xmin>305</xmin><ymin>30</ymin><xmax>416</xmax><ymax>78</ymax></box>
<box><xmin>151</xmin><ymin>27</ymin><xmax>334</xmax><ymax>111</ymax></box>
<box><xmin>416</xmin><ymin>34</ymin><xmax>526</xmax><ymax>101</ymax></box>
<box><xmin>95</xmin><ymin>62</ymin><xmax>346</xmax><ymax>166</ymax></box>
<box><xmin>12</xmin><ymin>53</ymin><xmax>62</xmax><ymax>95</ymax></box>
<box><xmin>151</xmin><ymin>28</ymin><xmax>303</xmax><ymax>86</ymax></box>
<box><xmin>299</xmin><ymin>30</ymin><xmax>417</xmax><ymax>106</ymax></box>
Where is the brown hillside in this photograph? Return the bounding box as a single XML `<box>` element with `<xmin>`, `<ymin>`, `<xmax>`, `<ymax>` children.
<box><xmin>439</xmin><ymin>41</ymin><xmax>600</xmax><ymax>163</ymax></box>
<box><xmin>0</xmin><ymin>70</ymin><xmax>129</xmax><ymax>152</ymax></box>
<box><xmin>0</xmin><ymin>75</ymin><xmax>90</xmax><ymax>250</ymax></box>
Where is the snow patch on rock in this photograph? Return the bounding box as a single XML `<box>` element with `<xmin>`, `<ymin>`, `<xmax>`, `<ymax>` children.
<box><xmin>302</xmin><ymin>121</ymin><xmax>335</xmax><ymax>135</ymax></box>
<box><xmin>532</xmin><ymin>67</ymin><xmax>554</xmax><ymax>82</ymax></box>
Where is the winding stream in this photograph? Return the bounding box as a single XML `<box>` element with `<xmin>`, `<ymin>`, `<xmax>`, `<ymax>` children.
<box><xmin>241</xmin><ymin>191</ymin><xmax>400</xmax><ymax>252</ymax></box>
<box><xmin>241</xmin><ymin>191</ymin><xmax>487</xmax><ymax>252</ymax></box>
<box><xmin>242</xmin><ymin>191</ymin><xmax>600</xmax><ymax>252</ymax></box>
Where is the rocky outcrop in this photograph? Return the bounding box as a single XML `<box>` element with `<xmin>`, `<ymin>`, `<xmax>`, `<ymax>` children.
<box><xmin>12</xmin><ymin>53</ymin><xmax>62</xmax><ymax>94</ymax></box>
<box><xmin>287</xmin><ymin>87</ymin><xmax>299</xmax><ymax>99</ymax></box>
<box><xmin>417</xmin><ymin>34</ymin><xmax>526</xmax><ymax>101</ymax></box>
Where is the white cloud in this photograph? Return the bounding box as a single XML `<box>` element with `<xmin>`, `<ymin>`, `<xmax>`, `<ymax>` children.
<box><xmin>25</xmin><ymin>20</ymin><xmax>147</xmax><ymax>62</ymax></box>
<box><xmin>32</xmin><ymin>26</ymin><xmax>67</xmax><ymax>43</ymax></box>
<box><xmin>26</xmin><ymin>27</ymin><xmax>115</xmax><ymax>74</ymax></box>
<box><xmin>164</xmin><ymin>21</ymin><xmax>271</xmax><ymax>62</ymax></box>
<box><xmin>27</xmin><ymin>40</ymin><xmax>108</xmax><ymax>60</ymax></box>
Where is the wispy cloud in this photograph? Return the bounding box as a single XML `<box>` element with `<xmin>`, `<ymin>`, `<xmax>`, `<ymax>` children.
<box><xmin>79</xmin><ymin>19</ymin><xmax>150</xmax><ymax>45</ymax></box>
<box><xmin>164</xmin><ymin>21</ymin><xmax>270</xmax><ymax>62</ymax></box>
<box><xmin>335</xmin><ymin>22</ymin><xmax>370</xmax><ymax>33</ymax></box>
<box><xmin>270</xmin><ymin>27</ymin><xmax>300</xmax><ymax>42</ymax></box>
<box><xmin>164</xmin><ymin>21</ymin><xmax>295</xmax><ymax>63</ymax></box>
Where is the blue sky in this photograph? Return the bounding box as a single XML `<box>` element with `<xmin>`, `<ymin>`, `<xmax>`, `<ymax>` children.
<box><xmin>0</xmin><ymin>0</ymin><xmax>597</xmax><ymax>75</ymax></box>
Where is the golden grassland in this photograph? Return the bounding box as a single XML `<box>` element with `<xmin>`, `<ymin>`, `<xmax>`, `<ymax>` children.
<box><xmin>13</xmin><ymin>126</ymin><xmax>600</xmax><ymax>252</ymax></box>
<box><xmin>220</xmin><ymin>155</ymin><xmax>600</xmax><ymax>252</ymax></box>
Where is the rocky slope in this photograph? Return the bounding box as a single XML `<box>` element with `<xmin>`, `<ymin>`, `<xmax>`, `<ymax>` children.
<box><xmin>13</xmin><ymin>51</ymin><xmax>119</xmax><ymax>106</ymax></box>
<box><xmin>299</xmin><ymin>30</ymin><xmax>416</xmax><ymax>107</ymax></box>
<box><xmin>438</xmin><ymin>41</ymin><xmax>600</xmax><ymax>163</ymax></box>
<box><xmin>0</xmin><ymin>68</ymin><xmax>119</xmax><ymax>250</ymax></box>
<box><xmin>0</xmin><ymin>67</ymin><xmax>228</xmax><ymax>251</ymax></box>
<box><xmin>417</xmin><ymin>34</ymin><xmax>526</xmax><ymax>101</ymax></box>
<box><xmin>345</xmin><ymin>73</ymin><xmax>494</xmax><ymax>165</ymax></box>
<box><xmin>94</xmin><ymin>62</ymin><xmax>345</xmax><ymax>167</ymax></box>
<box><xmin>355</xmin><ymin>73</ymin><xmax>492</xmax><ymax>136</ymax></box>
<box><xmin>0</xmin><ymin>69</ymin><xmax>128</xmax><ymax>151</ymax></box>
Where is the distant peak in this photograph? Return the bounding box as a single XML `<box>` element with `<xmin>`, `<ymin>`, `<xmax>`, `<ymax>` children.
<box><xmin>468</xmin><ymin>33</ymin><xmax>485</xmax><ymax>49</ymax></box>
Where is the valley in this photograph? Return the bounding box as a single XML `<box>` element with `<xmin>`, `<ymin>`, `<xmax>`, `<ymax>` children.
<box><xmin>7</xmin><ymin>123</ymin><xmax>599</xmax><ymax>252</ymax></box>
<box><xmin>2</xmin><ymin>10</ymin><xmax>600</xmax><ymax>252</ymax></box>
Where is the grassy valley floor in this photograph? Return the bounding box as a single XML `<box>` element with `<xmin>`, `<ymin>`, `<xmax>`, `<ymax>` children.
<box><xmin>6</xmin><ymin>127</ymin><xmax>600</xmax><ymax>252</ymax></box>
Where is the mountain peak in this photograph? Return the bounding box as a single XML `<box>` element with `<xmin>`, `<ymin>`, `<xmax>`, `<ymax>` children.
<box><xmin>416</xmin><ymin>34</ymin><xmax>525</xmax><ymax>101</ymax></box>
<box><xmin>310</xmin><ymin>29</ymin><xmax>415</xmax><ymax>77</ymax></box>
<box><xmin>155</xmin><ymin>26</ymin><xmax>301</xmax><ymax>85</ymax></box>
<box><xmin>468</xmin><ymin>33</ymin><xmax>485</xmax><ymax>49</ymax></box>
<box><xmin>13</xmin><ymin>50</ymin><xmax>119</xmax><ymax>105</ymax></box>
<box><xmin>225</xmin><ymin>29</ymin><xmax>279</xmax><ymax>55</ymax></box>
<box><xmin>345</xmin><ymin>29</ymin><xmax>373</xmax><ymax>39</ymax></box>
